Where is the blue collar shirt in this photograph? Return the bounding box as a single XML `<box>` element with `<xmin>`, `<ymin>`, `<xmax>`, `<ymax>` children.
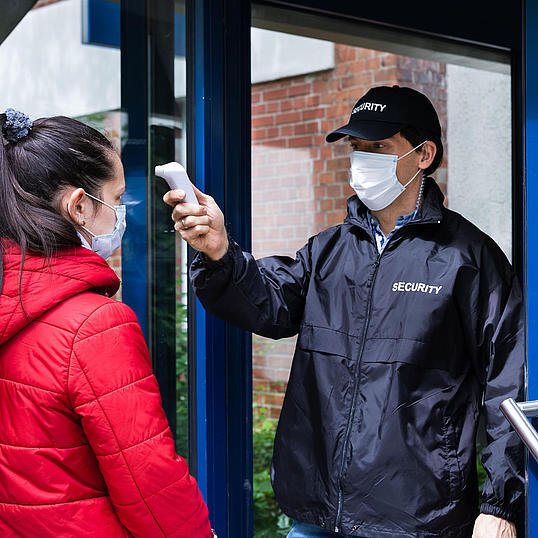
<box><xmin>366</xmin><ymin>209</ymin><xmax>420</xmax><ymax>254</ymax></box>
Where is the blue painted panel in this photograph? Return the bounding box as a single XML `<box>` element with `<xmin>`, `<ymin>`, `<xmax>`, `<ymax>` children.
<box><xmin>192</xmin><ymin>0</ymin><xmax>208</xmax><ymax>500</ymax></box>
<box><xmin>195</xmin><ymin>297</ymin><xmax>208</xmax><ymax>498</ymax></box>
<box><xmin>526</xmin><ymin>0</ymin><xmax>538</xmax><ymax>535</ymax></box>
<box><xmin>175</xmin><ymin>14</ymin><xmax>186</xmax><ymax>58</ymax></box>
<box><xmin>120</xmin><ymin>0</ymin><xmax>149</xmax><ymax>339</ymax></box>
<box><xmin>187</xmin><ymin>0</ymin><xmax>253</xmax><ymax>535</ymax></box>
<box><xmin>84</xmin><ymin>0</ymin><xmax>186</xmax><ymax>56</ymax></box>
<box><xmin>84</xmin><ymin>0</ymin><xmax>120</xmax><ymax>48</ymax></box>
<box><xmin>121</xmin><ymin>170</ymin><xmax>148</xmax><ymax>337</ymax></box>
<box><xmin>190</xmin><ymin>0</ymin><xmax>228</xmax><ymax>525</ymax></box>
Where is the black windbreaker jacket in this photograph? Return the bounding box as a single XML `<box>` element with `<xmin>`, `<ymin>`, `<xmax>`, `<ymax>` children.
<box><xmin>191</xmin><ymin>179</ymin><xmax>524</xmax><ymax>537</ymax></box>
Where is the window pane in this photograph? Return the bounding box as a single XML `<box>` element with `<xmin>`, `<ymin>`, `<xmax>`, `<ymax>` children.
<box><xmin>173</xmin><ymin>2</ymin><xmax>188</xmax><ymax>458</ymax></box>
<box><xmin>0</xmin><ymin>0</ymin><xmax>189</xmax><ymax>457</ymax></box>
<box><xmin>0</xmin><ymin>0</ymin><xmax>122</xmax><ymax>277</ymax></box>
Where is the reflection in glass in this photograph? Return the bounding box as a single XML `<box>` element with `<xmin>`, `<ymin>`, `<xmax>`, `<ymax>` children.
<box><xmin>173</xmin><ymin>6</ymin><xmax>189</xmax><ymax>459</ymax></box>
<box><xmin>0</xmin><ymin>0</ymin><xmax>190</xmax><ymax>456</ymax></box>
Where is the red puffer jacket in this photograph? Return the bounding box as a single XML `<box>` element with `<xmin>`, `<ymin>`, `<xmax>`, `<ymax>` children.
<box><xmin>0</xmin><ymin>242</ymin><xmax>212</xmax><ymax>537</ymax></box>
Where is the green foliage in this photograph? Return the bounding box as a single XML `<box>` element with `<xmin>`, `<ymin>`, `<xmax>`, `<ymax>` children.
<box><xmin>174</xmin><ymin>284</ymin><xmax>289</xmax><ymax>534</ymax></box>
<box><xmin>175</xmin><ymin>281</ymin><xmax>189</xmax><ymax>459</ymax></box>
<box><xmin>476</xmin><ymin>444</ymin><xmax>487</xmax><ymax>499</ymax></box>
<box><xmin>251</xmin><ymin>420</ymin><xmax>487</xmax><ymax>536</ymax></box>
<box><xmin>253</xmin><ymin>409</ymin><xmax>291</xmax><ymax>537</ymax></box>
<box><xmin>76</xmin><ymin>111</ymin><xmax>108</xmax><ymax>131</ymax></box>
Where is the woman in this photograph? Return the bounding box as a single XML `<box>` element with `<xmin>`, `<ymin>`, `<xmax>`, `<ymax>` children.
<box><xmin>0</xmin><ymin>109</ymin><xmax>213</xmax><ymax>537</ymax></box>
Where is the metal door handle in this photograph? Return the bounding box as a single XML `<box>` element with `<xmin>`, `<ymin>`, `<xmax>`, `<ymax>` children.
<box><xmin>500</xmin><ymin>398</ymin><xmax>538</xmax><ymax>462</ymax></box>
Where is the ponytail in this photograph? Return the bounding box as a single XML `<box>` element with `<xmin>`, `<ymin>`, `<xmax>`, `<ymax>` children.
<box><xmin>0</xmin><ymin>111</ymin><xmax>115</xmax><ymax>297</ymax></box>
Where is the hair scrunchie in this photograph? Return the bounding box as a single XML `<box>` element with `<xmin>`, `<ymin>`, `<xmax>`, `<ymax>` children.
<box><xmin>2</xmin><ymin>108</ymin><xmax>33</xmax><ymax>143</ymax></box>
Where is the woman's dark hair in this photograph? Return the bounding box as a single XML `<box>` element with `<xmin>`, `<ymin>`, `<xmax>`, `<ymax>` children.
<box><xmin>399</xmin><ymin>125</ymin><xmax>444</xmax><ymax>176</ymax></box>
<box><xmin>0</xmin><ymin>113</ymin><xmax>116</xmax><ymax>293</ymax></box>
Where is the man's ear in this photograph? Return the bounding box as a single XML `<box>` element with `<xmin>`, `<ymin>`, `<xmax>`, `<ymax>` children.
<box><xmin>63</xmin><ymin>188</ymin><xmax>87</xmax><ymax>226</ymax></box>
<box><xmin>418</xmin><ymin>141</ymin><xmax>437</xmax><ymax>170</ymax></box>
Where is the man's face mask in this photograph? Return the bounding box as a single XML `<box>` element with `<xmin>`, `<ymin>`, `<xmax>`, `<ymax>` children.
<box><xmin>349</xmin><ymin>141</ymin><xmax>426</xmax><ymax>211</ymax></box>
<box><xmin>77</xmin><ymin>192</ymin><xmax>127</xmax><ymax>260</ymax></box>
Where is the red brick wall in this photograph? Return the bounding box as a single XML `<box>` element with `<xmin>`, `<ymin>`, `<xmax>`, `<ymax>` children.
<box><xmin>252</xmin><ymin>44</ymin><xmax>448</xmax><ymax>418</ymax></box>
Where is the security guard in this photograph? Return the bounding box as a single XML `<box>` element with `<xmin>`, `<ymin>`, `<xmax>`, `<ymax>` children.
<box><xmin>165</xmin><ymin>86</ymin><xmax>523</xmax><ymax>538</ymax></box>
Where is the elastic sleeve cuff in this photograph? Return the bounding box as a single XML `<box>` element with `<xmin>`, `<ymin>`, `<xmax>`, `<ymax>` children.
<box><xmin>480</xmin><ymin>502</ymin><xmax>515</xmax><ymax>523</ymax></box>
<box><xmin>191</xmin><ymin>235</ymin><xmax>239</xmax><ymax>269</ymax></box>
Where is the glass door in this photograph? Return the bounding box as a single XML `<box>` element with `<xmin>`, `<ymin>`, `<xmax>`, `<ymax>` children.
<box><xmin>250</xmin><ymin>5</ymin><xmax>519</xmax><ymax>536</ymax></box>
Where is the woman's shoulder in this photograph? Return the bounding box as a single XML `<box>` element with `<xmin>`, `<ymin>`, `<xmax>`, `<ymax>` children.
<box><xmin>41</xmin><ymin>291</ymin><xmax>140</xmax><ymax>339</ymax></box>
<box><xmin>63</xmin><ymin>293</ymin><xmax>152</xmax><ymax>402</ymax></box>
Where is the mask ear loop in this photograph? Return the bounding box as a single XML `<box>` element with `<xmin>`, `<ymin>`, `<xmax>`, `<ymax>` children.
<box><xmin>80</xmin><ymin>224</ymin><xmax>96</xmax><ymax>238</ymax></box>
<box><xmin>84</xmin><ymin>191</ymin><xmax>119</xmax><ymax>233</ymax></box>
<box><xmin>399</xmin><ymin>140</ymin><xmax>427</xmax><ymax>193</ymax></box>
<box><xmin>85</xmin><ymin>191</ymin><xmax>116</xmax><ymax>211</ymax></box>
<box><xmin>397</xmin><ymin>140</ymin><xmax>427</xmax><ymax>161</ymax></box>
<box><xmin>402</xmin><ymin>168</ymin><xmax>421</xmax><ymax>189</ymax></box>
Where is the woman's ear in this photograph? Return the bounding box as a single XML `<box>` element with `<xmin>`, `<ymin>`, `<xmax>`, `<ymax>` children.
<box><xmin>418</xmin><ymin>141</ymin><xmax>437</xmax><ymax>170</ymax></box>
<box><xmin>62</xmin><ymin>188</ymin><xmax>88</xmax><ymax>226</ymax></box>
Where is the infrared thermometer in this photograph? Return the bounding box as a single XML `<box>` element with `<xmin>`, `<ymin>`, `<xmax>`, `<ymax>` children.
<box><xmin>155</xmin><ymin>162</ymin><xmax>198</xmax><ymax>204</ymax></box>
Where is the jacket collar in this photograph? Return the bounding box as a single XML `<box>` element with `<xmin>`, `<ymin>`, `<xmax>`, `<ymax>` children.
<box><xmin>344</xmin><ymin>177</ymin><xmax>445</xmax><ymax>233</ymax></box>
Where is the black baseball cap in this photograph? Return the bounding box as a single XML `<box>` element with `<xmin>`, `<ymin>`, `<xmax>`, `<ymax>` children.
<box><xmin>326</xmin><ymin>85</ymin><xmax>442</xmax><ymax>143</ymax></box>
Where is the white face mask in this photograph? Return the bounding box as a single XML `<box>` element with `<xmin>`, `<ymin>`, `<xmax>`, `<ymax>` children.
<box><xmin>349</xmin><ymin>141</ymin><xmax>426</xmax><ymax>211</ymax></box>
<box><xmin>77</xmin><ymin>192</ymin><xmax>127</xmax><ymax>260</ymax></box>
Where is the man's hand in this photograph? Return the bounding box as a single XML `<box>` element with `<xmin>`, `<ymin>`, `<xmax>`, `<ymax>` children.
<box><xmin>472</xmin><ymin>514</ymin><xmax>516</xmax><ymax>538</ymax></box>
<box><xmin>163</xmin><ymin>185</ymin><xmax>229</xmax><ymax>261</ymax></box>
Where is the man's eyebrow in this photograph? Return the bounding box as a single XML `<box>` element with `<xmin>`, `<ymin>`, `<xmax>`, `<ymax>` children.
<box><xmin>348</xmin><ymin>137</ymin><xmax>391</xmax><ymax>144</ymax></box>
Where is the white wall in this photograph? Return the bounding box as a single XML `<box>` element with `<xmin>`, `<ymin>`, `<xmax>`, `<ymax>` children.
<box><xmin>446</xmin><ymin>64</ymin><xmax>512</xmax><ymax>261</ymax></box>
<box><xmin>0</xmin><ymin>0</ymin><xmax>120</xmax><ymax>119</ymax></box>
<box><xmin>251</xmin><ymin>27</ymin><xmax>334</xmax><ymax>84</ymax></box>
<box><xmin>0</xmin><ymin>0</ymin><xmax>333</xmax><ymax>119</ymax></box>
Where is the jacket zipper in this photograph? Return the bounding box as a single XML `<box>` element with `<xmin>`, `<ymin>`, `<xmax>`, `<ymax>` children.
<box><xmin>333</xmin><ymin>218</ymin><xmax>441</xmax><ymax>533</ymax></box>
<box><xmin>334</xmin><ymin>249</ymin><xmax>381</xmax><ymax>533</ymax></box>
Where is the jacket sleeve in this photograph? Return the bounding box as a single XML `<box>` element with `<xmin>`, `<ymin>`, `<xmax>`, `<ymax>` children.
<box><xmin>459</xmin><ymin>239</ymin><xmax>525</xmax><ymax>523</ymax></box>
<box><xmin>190</xmin><ymin>237</ymin><xmax>312</xmax><ymax>339</ymax></box>
<box><xmin>67</xmin><ymin>300</ymin><xmax>212</xmax><ymax>538</ymax></box>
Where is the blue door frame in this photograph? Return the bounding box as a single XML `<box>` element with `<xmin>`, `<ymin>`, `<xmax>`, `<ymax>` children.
<box><xmin>525</xmin><ymin>1</ymin><xmax>538</xmax><ymax>535</ymax></box>
<box><xmin>186</xmin><ymin>2</ymin><xmax>253</xmax><ymax>537</ymax></box>
<box><xmin>119</xmin><ymin>0</ymin><xmax>253</xmax><ymax>536</ymax></box>
<box><xmin>119</xmin><ymin>0</ymin><xmax>535</xmax><ymax>536</ymax></box>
